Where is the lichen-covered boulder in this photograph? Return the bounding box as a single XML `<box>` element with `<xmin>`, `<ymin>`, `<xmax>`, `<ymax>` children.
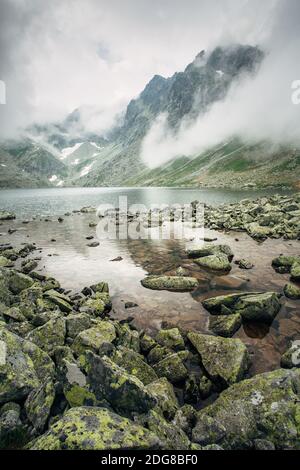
<box><xmin>141</xmin><ymin>275</ymin><xmax>198</xmax><ymax>292</ymax></box>
<box><xmin>137</xmin><ymin>410</ymin><xmax>190</xmax><ymax>450</ymax></box>
<box><xmin>153</xmin><ymin>352</ymin><xmax>188</xmax><ymax>384</ymax></box>
<box><xmin>146</xmin><ymin>377</ymin><xmax>179</xmax><ymax>420</ymax></box>
<box><xmin>192</xmin><ymin>368</ymin><xmax>300</xmax><ymax>450</ymax></box>
<box><xmin>0</xmin><ymin>256</ymin><xmax>12</xmax><ymax>268</ymax></box>
<box><xmin>140</xmin><ymin>333</ymin><xmax>156</xmax><ymax>354</ymax></box>
<box><xmin>187</xmin><ymin>332</ymin><xmax>249</xmax><ymax>387</ymax></box>
<box><xmin>187</xmin><ymin>244</ymin><xmax>233</xmax><ymax>260</ymax></box>
<box><xmin>114</xmin><ymin>322</ymin><xmax>140</xmax><ymax>352</ymax></box>
<box><xmin>245</xmin><ymin>222</ymin><xmax>272</xmax><ymax>240</ymax></box>
<box><xmin>43</xmin><ymin>289</ymin><xmax>73</xmax><ymax>313</ymax></box>
<box><xmin>24</xmin><ymin>378</ymin><xmax>55</xmax><ymax>433</ymax></box>
<box><xmin>22</xmin><ymin>339</ymin><xmax>55</xmax><ymax>382</ymax></box>
<box><xmin>83</xmin><ymin>352</ymin><xmax>157</xmax><ymax>416</ymax></box>
<box><xmin>194</xmin><ymin>254</ymin><xmax>232</xmax><ymax>272</ymax></box>
<box><xmin>172</xmin><ymin>405</ymin><xmax>197</xmax><ymax>438</ymax></box>
<box><xmin>0</xmin><ymin>402</ymin><xmax>27</xmax><ymax>449</ymax></box>
<box><xmin>156</xmin><ymin>328</ymin><xmax>185</xmax><ymax>351</ymax></box>
<box><xmin>272</xmin><ymin>255</ymin><xmax>300</xmax><ymax>270</ymax></box>
<box><xmin>209</xmin><ymin>313</ymin><xmax>242</xmax><ymax>338</ymax></box>
<box><xmin>71</xmin><ymin>321</ymin><xmax>116</xmax><ymax>356</ymax></box>
<box><xmin>8</xmin><ymin>270</ymin><xmax>34</xmax><ymax>295</ymax></box>
<box><xmin>233</xmin><ymin>292</ymin><xmax>281</xmax><ymax>323</ymax></box>
<box><xmin>26</xmin><ymin>317</ymin><xmax>66</xmax><ymax>355</ymax></box>
<box><xmin>0</xmin><ymin>327</ymin><xmax>40</xmax><ymax>404</ymax></box>
<box><xmin>60</xmin><ymin>359</ymin><xmax>98</xmax><ymax>408</ymax></box>
<box><xmin>66</xmin><ymin>313</ymin><xmax>92</xmax><ymax>339</ymax></box>
<box><xmin>283</xmin><ymin>283</ymin><xmax>300</xmax><ymax>300</ymax></box>
<box><xmin>112</xmin><ymin>347</ymin><xmax>158</xmax><ymax>385</ymax></box>
<box><xmin>148</xmin><ymin>345</ymin><xmax>172</xmax><ymax>365</ymax></box>
<box><xmin>80</xmin><ymin>292</ymin><xmax>111</xmax><ymax>317</ymax></box>
<box><xmin>28</xmin><ymin>407</ymin><xmax>161</xmax><ymax>450</ymax></box>
<box><xmin>203</xmin><ymin>292</ymin><xmax>281</xmax><ymax>324</ymax></box>
<box><xmin>291</xmin><ymin>263</ymin><xmax>300</xmax><ymax>281</ymax></box>
<box><xmin>281</xmin><ymin>343</ymin><xmax>300</xmax><ymax>369</ymax></box>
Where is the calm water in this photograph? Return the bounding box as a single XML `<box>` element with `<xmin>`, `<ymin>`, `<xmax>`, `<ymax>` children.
<box><xmin>0</xmin><ymin>187</ymin><xmax>299</xmax><ymax>376</ymax></box>
<box><xmin>0</xmin><ymin>187</ymin><xmax>292</xmax><ymax>217</ymax></box>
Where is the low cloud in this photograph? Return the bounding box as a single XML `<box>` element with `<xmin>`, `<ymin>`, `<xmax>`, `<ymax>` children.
<box><xmin>141</xmin><ymin>0</ymin><xmax>300</xmax><ymax>168</ymax></box>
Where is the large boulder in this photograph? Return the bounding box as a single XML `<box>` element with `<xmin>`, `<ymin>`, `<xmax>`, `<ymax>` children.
<box><xmin>26</xmin><ymin>317</ymin><xmax>66</xmax><ymax>355</ymax></box>
<box><xmin>24</xmin><ymin>378</ymin><xmax>55</xmax><ymax>434</ymax></box>
<box><xmin>28</xmin><ymin>407</ymin><xmax>161</xmax><ymax>450</ymax></box>
<box><xmin>156</xmin><ymin>328</ymin><xmax>185</xmax><ymax>351</ymax></box>
<box><xmin>66</xmin><ymin>313</ymin><xmax>92</xmax><ymax>339</ymax></box>
<box><xmin>187</xmin><ymin>332</ymin><xmax>249</xmax><ymax>387</ymax></box>
<box><xmin>192</xmin><ymin>368</ymin><xmax>300</xmax><ymax>450</ymax></box>
<box><xmin>146</xmin><ymin>377</ymin><xmax>179</xmax><ymax>420</ymax></box>
<box><xmin>203</xmin><ymin>291</ymin><xmax>281</xmax><ymax>324</ymax></box>
<box><xmin>194</xmin><ymin>254</ymin><xmax>232</xmax><ymax>272</ymax></box>
<box><xmin>153</xmin><ymin>352</ymin><xmax>188</xmax><ymax>384</ymax></box>
<box><xmin>112</xmin><ymin>347</ymin><xmax>158</xmax><ymax>385</ymax></box>
<box><xmin>141</xmin><ymin>276</ymin><xmax>198</xmax><ymax>292</ymax></box>
<box><xmin>83</xmin><ymin>352</ymin><xmax>157</xmax><ymax>416</ymax></box>
<box><xmin>71</xmin><ymin>321</ymin><xmax>116</xmax><ymax>356</ymax></box>
<box><xmin>0</xmin><ymin>327</ymin><xmax>40</xmax><ymax>404</ymax></box>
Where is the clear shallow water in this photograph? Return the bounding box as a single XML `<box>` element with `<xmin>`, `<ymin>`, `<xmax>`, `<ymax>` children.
<box><xmin>0</xmin><ymin>187</ymin><xmax>292</xmax><ymax>218</ymax></box>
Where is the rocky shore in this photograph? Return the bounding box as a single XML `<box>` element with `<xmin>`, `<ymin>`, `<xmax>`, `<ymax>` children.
<box><xmin>0</xmin><ymin>193</ymin><xmax>300</xmax><ymax>451</ymax></box>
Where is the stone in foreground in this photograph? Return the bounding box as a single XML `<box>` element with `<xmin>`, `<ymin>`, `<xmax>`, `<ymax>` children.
<box><xmin>28</xmin><ymin>407</ymin><xmax>161</xmax><ymax>450</ymax></box>
<box><xmin>192</xmin><ymin>368</ymin><xmax>300</xmax><ymax>450</ymax></box>
<box><xmin>141</xmin><ymin>276</ymin><xmax>198</xmax><ymax>292</ymax></box>
<box><xmin>187</xmin><ymin>332</ymin><xmax>249</xmax><ymax>387</ymax></box>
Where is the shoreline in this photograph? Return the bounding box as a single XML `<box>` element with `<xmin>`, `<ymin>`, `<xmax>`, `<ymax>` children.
<box><xmin>0</xmin><ymin>192</ymin><xmax>300</xmax><ymax>450</ymax></box>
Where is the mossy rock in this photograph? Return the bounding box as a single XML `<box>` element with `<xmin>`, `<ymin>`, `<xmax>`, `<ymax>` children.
<box><xmin>140</xmin><ymin>333</ymin><xmax>156</xmax><ymax>354</ymax></box>
<box><xmin>24</xmin><ymin>378</ymin><xmax>55</xmax><ymax>433</ymax></box>
<box><xmin>0</xmin><ymin>403</ymin><xmax>27</xmax><ymax>449</ymax></box>
<box><xmin>80</xmin><ymin>292</ymin><xmax>111</xmax><ymax>316</ymax></box>
<box><xmin>146</xmin><ymin>377</ymin><xmax>179</xmax><ymax>420</ymax></box>
<box><xmin>291</xmin><ymin>263</ymin><xmax>300</xmax><ymax>281</ymax></box>
<box><xmin>0</xmin><ymin>326</ymin><xmax>40</xmax><ymax>404</ymax></box>
<box><xmin>153</xmin><ymin>352</ymin><xmax>188</xmax><ymax>384</ymax></box>
<box><xmin>136</xmin><ymin>410</ymin><xmax>190</xmax><ymax>450</ymax></box>
<box><xmin>8</xmin><ymin>270</ymin><xmax>34</xmax><ymax>294</ymax></box>
<box><xmin>26</xmin><ymin>317</ymin><xmax>66</xmax><ymax>356</ymax></box>
<box><xmin>281</xmin><ymin>343</ymin><xmax>300</xmax><ymax>369</ymax></box>
<box><xmin>28</xmin><ymin>407</ymin><xmax>161</xmax><ymax>450</ymax></box>
<box><xmin>192</xmin><ymin>368</ymin><xmax>300</xmax><ymax>450</ymax></box>
<box><xmin>188</xmin><ymin>332</ymin><xmax>249</xmax><ymax>388</ymax></box>
<box><xmin>283</xmin><ymin>283</ymin><xmax>300</xmax><ymax>300</ymax></box>
<box><xmin>66</xmin><ymin>313</ymin><xmax>92</xmax><ymax>339</ymax></box>
<box><xmin>194</xmin><ymin>253</ymin><xmax>232</xmax><ymax>272</ymax></box>
<box><xmin>148</xmin><ymin>345</ymin><xmax>172</xmax><ymax>365</ymax></box>
<box><xmin>60</xmin><ymin>359</ymin><xmax>98</xmax><ymax>408</ymax></box>
<box><xmin>0</xmin><ymin>256</ymin><xmax>13</xmax><ymax>268</ymax></box>
<box><xmin>114</xmin><ymin>322</ymin><xmax>140</xmax><ymax>352</ymax></box>
<box><xmin>172</xmin><ymin>404</ymin><xmax>197</xmax><ymax>438</ymax></box>
<box><xmin>141</xmin><ymin>275</ymin><xmax>198</xmax><ymax>292</ymax></box>
<box><xmin>112</xmin><ymin>347</ymin><xmax>158</xmax><ymax>385</ymax></box>
<box><xmin>187</xmin><ymin>244</ymin><xmax>233</xmax><ymax>260</ymax></box>
<box><xmin>43</xmin><ymin>290</ymin><xmax>73</xmax><ymax>313</ymax></box>
<box><xmin>209</xmin><ymin>313</ymin><xmax>242</xmax><ymax>338</ymax></box>
<box><xmin>156</xmin><ymin>328</ymin><xmax>185</xmax><ymax>351</ymax></box>
<box><xmin>83</xmin><ymin>352</ymin><xmax>157</xmax><ymax>416</ymax></box>
<box><xmin>272</xmin><ymin>255</ymin><xmax>300</xmax><ymax>269</ymax></box>
<box><xmin>71</xmin><ymin>321</ymin><xmax>116</xmax><ymax>356</ymax></box>
<box><xmin>234</xmin><ymin>292</ymin><xmax>281</xmax><ymax>323</ymax></box>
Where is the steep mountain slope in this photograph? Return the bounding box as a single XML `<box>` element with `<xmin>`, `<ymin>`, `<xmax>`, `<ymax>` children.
<box><xmin>0</xmin><ymin>139</ymin><xmax>68</xmax><ymax>188</ymax></box>
<box><xmin>71</xmin><ymin>44</ymin><xmax>265</xmax><ymax>186</ymax></box>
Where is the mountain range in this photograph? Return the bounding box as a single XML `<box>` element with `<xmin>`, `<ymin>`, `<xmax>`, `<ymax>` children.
<box><xmin>1</xmin><ymin>44</ymin><xmax>299</xmax><ymax>189</ymax></box>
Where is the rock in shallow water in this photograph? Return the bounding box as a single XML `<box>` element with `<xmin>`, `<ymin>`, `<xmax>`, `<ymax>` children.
<box><xmin>141</xmin><ymin>275</ymin><xmax>198</xmax><ymax>292</ymax></box>
<box><xmin>28</xmin><ymin>406</ymin><xmax>161</xmax><ymax>450</ymax></box>
<box><xmin>209</xmin><ymin>313</ymin><xmax>242</xmax><ymax>338</ymax></box>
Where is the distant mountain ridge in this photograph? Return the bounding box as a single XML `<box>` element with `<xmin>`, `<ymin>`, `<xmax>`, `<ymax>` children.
<box><xmin>1</xmin><ymin>44</ymin><xmax>300</xmax><ymax>189</ymax></box>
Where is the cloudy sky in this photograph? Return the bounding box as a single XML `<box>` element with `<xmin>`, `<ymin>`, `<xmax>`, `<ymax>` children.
<box><xmin>0</xmin><ymin>0</ymin><xmax>299</xmax><ymax>141</ymax></box>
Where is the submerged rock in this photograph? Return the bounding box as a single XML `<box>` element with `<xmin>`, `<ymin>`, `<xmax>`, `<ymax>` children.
<box><xmin>192</xmin><ymin>368</ymin><xmax>300</xmax><ymax>449</ymax></box>
<box><xmin>187</xmin><ymin>332</ymin><xmax>249</xmax><ymax>387</ymax></box>
<box><xmin>28</xmin><ymin>407</ymin><xmax>161</xmax><ymax>450</ymax></box>
<box><xmin>141</xmin><ymin>275</ymin><xmax>198</xmax><ymax>292</ymax></box>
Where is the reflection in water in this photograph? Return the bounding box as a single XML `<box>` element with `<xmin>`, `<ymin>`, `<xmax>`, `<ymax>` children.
<box><xmin>1</xmin><ymin>210</ymin><xmax>300</xmax><ymax>376</ymax></box>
